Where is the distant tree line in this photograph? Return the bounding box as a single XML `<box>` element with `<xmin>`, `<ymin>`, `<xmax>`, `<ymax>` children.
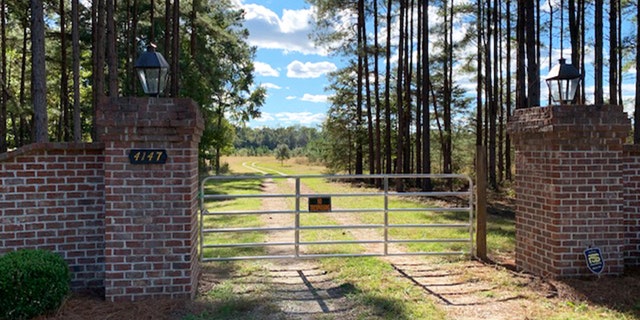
<box><xmin>233</xmin><ymin>125</ymin><xmax>322</xmax><ymax>156</ymax></box>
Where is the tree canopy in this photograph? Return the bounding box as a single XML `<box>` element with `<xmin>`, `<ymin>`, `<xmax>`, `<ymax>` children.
<box><xmin>308</xmin><ymin>0</ymin><xmax>639</xmax><ymax>189</ymax></box>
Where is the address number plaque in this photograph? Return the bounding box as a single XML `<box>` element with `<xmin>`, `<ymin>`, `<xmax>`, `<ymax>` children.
<box><xmin>128</xmin><ymin>149</ymin><xmax>168</xmax><ymax>165</ymax></box>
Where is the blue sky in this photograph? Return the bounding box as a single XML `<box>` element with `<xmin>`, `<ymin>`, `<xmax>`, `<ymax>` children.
<box><xmin>231</xmin><ymin>0</ymin><xmax>339</xmax><ymax>128</ymax></box>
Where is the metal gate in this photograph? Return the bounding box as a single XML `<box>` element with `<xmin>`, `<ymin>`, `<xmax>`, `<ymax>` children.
<box><xmin>199</xmin><ymin>174</ymin><xmax>474</xmax><ymax>262</ymax></box>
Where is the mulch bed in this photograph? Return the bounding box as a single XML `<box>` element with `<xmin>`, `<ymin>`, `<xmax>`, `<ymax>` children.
<box><xmin>39</xmin><ymin>293</ymin><xmax>202</xmax><ymax>320</ymax></box>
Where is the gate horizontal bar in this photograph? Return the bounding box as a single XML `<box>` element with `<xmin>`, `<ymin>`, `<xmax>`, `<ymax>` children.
<box><xmin>203</xmin><ymin>238</ymin><xmax>468</xmax><ymax>249</ymax></box>
<box><xmin>203</xmin><ymin>209</ymin><xmax>296</xmax><ymax>216</ymax></box>
<box><xmin>202</xmin><ymin>251</ymin><xmax>467</xmax><ymax>262</ymax></box>
<box><xmin>203</xmin><ymin>239</ymin><xmax>386</xmax><ymax>249</ymax></box>
<box><xmin>206</xmin><ymin>207</ymin><xmax>471</xmax><ymax>216</ymax></box>
<box><xmin>202</xmin><ymin>223</ymin><xmax>470</xmax><ymax>234</ymax></box>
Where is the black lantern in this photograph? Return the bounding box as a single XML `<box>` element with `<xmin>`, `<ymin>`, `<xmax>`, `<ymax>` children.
<box><xmin>134</xmin><ymin>44</ymin><xmax>169</xmax><ymax>96</ymax></box>
<box><xmin>545</xmin><ymin>58</ymin><xmax>581</xmax><ymax>105</ymax></box>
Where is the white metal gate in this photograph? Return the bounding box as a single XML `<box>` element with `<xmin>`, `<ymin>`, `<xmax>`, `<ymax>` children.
<box><xmin>199</xmin><ymin>174</ymin><xmax>474</xmax><ymax>262</ymax></box>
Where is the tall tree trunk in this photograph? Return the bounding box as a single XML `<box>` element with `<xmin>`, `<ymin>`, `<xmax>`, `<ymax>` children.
<box><xmin>505</xmin><ymin>0</ymin><xmax>512</xmax><ymax>180</ymax></box>
<box><xmin>476</xmin><ymin>0</ymin><xmax>483</xmax><ymax>147</ymax></box>
<box><xmin>358</xmin><ymin>0</ymin><xmax>375</xmax><ymax>174</ymax></box>
<box><xmin>396</xmin><ymin>0</ymin><xmax>405</xmax><ymax>178</ymax></box>
<box><xmin>443</xmin><ymin>0</ymin><xmax>453</xmax><ymax>176</ymax></box>
<box><xmin>72</xmin><ymin>0</ymin><xmax>81</xmax><ymax>141</ymax></box>
<box><xmin>635</xmin><ymin>0</ymin><xmax>640</xmax><ymax>143</ymax></box>
<box><xmin>190</xmin><ymin>0</ymin><xmax>198</xmax><ymax>57</ymax></box>
<box><xmin>107</xmin><ymin>0</ymin><xmax>118</xmax><ymax>97</ymax></box>
<box><xmin>150</xmin><ymin>0</ymin><xmax>155</xmax><ymax>43</ymax></box>
<box><xmin>403</xmin><ymin>0</ymin><xmax>412</xmax><ymax>175</ymax></box>
<box><xmin>496</xmin><ymin>0</ymin><xmax>504</xmax><ymax>185</ymax></box>
<box><xmin>568</xmin><ymin>0</ymin><xmax>580</xmax><ymax>103</ymax></box>
<box><xmin>171</xmin><ymin>0</ymin><xmax>180</xmax><ymax>95</ymax></box>
<box><xmin>548</xmin><ymin>0</ymin><xmax>553</xmax><ymax>104</ymax></box>
<box><xmin>0</xmin><ymin>0</ymin><xmax>6</xmax><ymax>151</ymax></box>
<box><xmin>486</xmin><ymin>0</ymin><xmax>497</xmax><ymax>188</ymax></box>
<box><xmin>516</xmin><ymin>0</ymin><xmax>526</xmax><ymax>109</ymax></box>
<box><xmin>416</xmin><ymin>0</ymin><xmax>423</xmax><ymax>175</ymax></box>
<box><xmin>594</xmin><ymin>0</ymin><xmax>603</xmax><ymax>104</ymax></box>
<box><xmin>580</xmin><ymin>0</ymin><xmax>585</xmax><ymax>103</ymax></box>
<box><xmin>92</xmin><ymin>0</ymin><xmax>106</xmax><ymax>140</ymax></box>
<box><xmin>128</xmin><ymin>0</ymin><xmax>139</xmax><ymax>94</ymax></box>
<box><xmin>608</xmin><ymin>0</ymin><xmax>617</xmax><ymax>105</ymax></box>
<box><xmin>355</xmin><ymin>0</ymin><xmax>364</xmax><ymax>175</ymax></box>
<box><xmin>19</xmin><ymin>17</ymin><xmax>29</xmax><ymax>146</ymax></box>
<box><xmin>31</xmin><ymin>0</ymin><xmax>48</xmax><ymax>143</ymax></box>
<box><xmin>164</xmin><ymin>0</ymin><xmax>171</xmax><ymax>93</ymax></box>
<box><xmin>373</xmin><ymin>0</ymin><xmax>382</xmax><ymax>178</ymax></box>
<box><xmin>617</xmin><ymin>4</ymin><xmax>622</xmax><ymax>106</ymax></box>
<box><xmin>384</xmin><ymin>0</ymin><xmax>392</xmax><ymax>174</ymax></box>
<box><xmin>60</xmin><ymin>0</ymin><xmax>70</xmax><ymax>141</ymax></box>
<box><xmin>525</xmin><ymin>0</ymin><xmax>539</xmax><ymax>107</ymax></box>
<box><xmin>421</xmin><ymin>0</ymin><xmax>431</xmax><ymax>190</ymax></box>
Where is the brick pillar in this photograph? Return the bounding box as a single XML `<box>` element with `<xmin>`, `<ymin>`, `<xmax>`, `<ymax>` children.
<box><xmin>96</xmin><ymin>97</ymin><xmax>203</xmax><ymax>301</ymax></box>
<box><xmin>623</xmin><ymin>145</ymin><xmax>640</xmax><ymax>266</ymax></box>
<box><xmin>507</xmin><ymin>105</ymin><xmax>629</xmax><ymax>277</ymax></box>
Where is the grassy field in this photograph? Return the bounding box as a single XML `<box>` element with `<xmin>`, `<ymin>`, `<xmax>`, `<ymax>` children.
<box><xmin>191</xmin><ymin>156</ymin><xmax>639</xmax><ymax>320</ymax></box>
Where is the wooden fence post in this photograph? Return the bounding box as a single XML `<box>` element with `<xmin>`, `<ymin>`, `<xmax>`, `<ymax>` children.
<box><xmin>476</xmin><ymin>145</ymin><xmax>488</xmax><ymax>260</ymax></box>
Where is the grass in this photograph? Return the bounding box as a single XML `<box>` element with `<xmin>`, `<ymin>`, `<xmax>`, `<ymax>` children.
<box><xmin>201</xmin><ymin>176</ymin><xmax>266</xmax><ymax>259</ymax></box>
<box><xmin>187</xmin><ymin>262</ymin><xmax>280</xmax><ymax>320</ymax></box>
<box><xmin>319</xmin><ymin>257</ymin><xmax>448</xmax><ymax>320</ymax></box>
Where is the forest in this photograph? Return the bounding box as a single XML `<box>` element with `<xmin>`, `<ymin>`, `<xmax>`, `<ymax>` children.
<box><xmin>1</xmin><ymin>0</ymin><xmax>639</xmax><ymax>190</ymax></box>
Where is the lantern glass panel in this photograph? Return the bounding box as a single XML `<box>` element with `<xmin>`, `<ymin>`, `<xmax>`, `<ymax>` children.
<box><xmin>545</xmin><ymin>59</ymin><xmax>581</xmax><ymax>105</ymax></box>
<box><xmin>134</xmin><ymin>46</ymin><xmax>170</xmax><ymax>96</ymax></box>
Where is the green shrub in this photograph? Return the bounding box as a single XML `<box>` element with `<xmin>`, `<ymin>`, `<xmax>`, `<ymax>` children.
<box><xmin>0</xmin><ymin>249</ymin><xmax>71</xmax><ymax>320</ymax></box>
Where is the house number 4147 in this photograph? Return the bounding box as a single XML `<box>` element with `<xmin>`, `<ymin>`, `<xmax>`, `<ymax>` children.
<box><xmin>128</xmin><ymin>149</ymin><xmax>168</xmax><ymax>164</ymax></box>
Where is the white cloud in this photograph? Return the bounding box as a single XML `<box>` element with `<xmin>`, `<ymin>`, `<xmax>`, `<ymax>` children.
<box><xmin>281</xmin><ymin>9</ymin><xmax>313</xmax><ymax>34</ymax></box>
<box><xmin>252</xmin><ymin>112</ymin><xmax>276</xmax><ymax>122</ymax></box>
<box><xmin>250</xmin><ymin>111</ymin><xmax>325</xmax><ymax>127</ymax></box>
<box><xmin>287</xmin><ymin>60</ymin><xmax>337</xmax><ymax>78</ymax></box>
<box><xmin>301</xmin><ymin>94</ymin><xmax>329</xmax><ymax>103</ymax></box>
<box><xmin>261</xmin><ymin>83</ymin><xmax>282</xmax><ymax>90</ymax></box>
<box><xmin>275</xmin><ymin>112</ymin><xmax>326</xmax><ymax>125</ymax></box>
<box><xmin>254</xmin><ymin>62</ymin><xmax>280</xmax><ymax>77</ymax></box>
<box><xmin>286</xmin><ymin>96</ymin><xmax>297</xmax><ymax>100</ymax></box>
<box><xmin>238</xmin><ymin>3</ymin><xmax>325</xmax><ymax>55</ymax></box>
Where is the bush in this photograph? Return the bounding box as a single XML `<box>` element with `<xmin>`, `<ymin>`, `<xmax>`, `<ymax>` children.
<box><xmin>0</xmin><ymin>249</ymin><xmax>71</xmax><ymax>320</ymax></box>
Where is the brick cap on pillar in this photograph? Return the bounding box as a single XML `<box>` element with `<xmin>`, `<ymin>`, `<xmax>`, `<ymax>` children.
<box><xmin>95</xmin><ymin>97</ymin><xmax>205</xmax><ymax>139</ymax></box>
<box><xmin>507</xmin><ymin>105</ymin><xmax>630</xmax><ymax>145</ymax></box>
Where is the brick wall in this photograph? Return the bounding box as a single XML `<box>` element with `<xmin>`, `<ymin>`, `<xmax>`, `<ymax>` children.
<box><xmin>0</xmin><ymin>97</ymin><xmax>203</xmax><ymax>301</ymax></box>
<box><xmin>0</xmin><ymin>143</ymin><xmax>105</xmax><ymax>290</ymax></box>
<box><xmin>623</xmin><ymin>145</ymin><xmax>640</xmax><ymax>266</ymax></box>
<box><xmin>509</xmin><ymin>105</ymin><xmax>631</xmax><ymax>277</ymax></box>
